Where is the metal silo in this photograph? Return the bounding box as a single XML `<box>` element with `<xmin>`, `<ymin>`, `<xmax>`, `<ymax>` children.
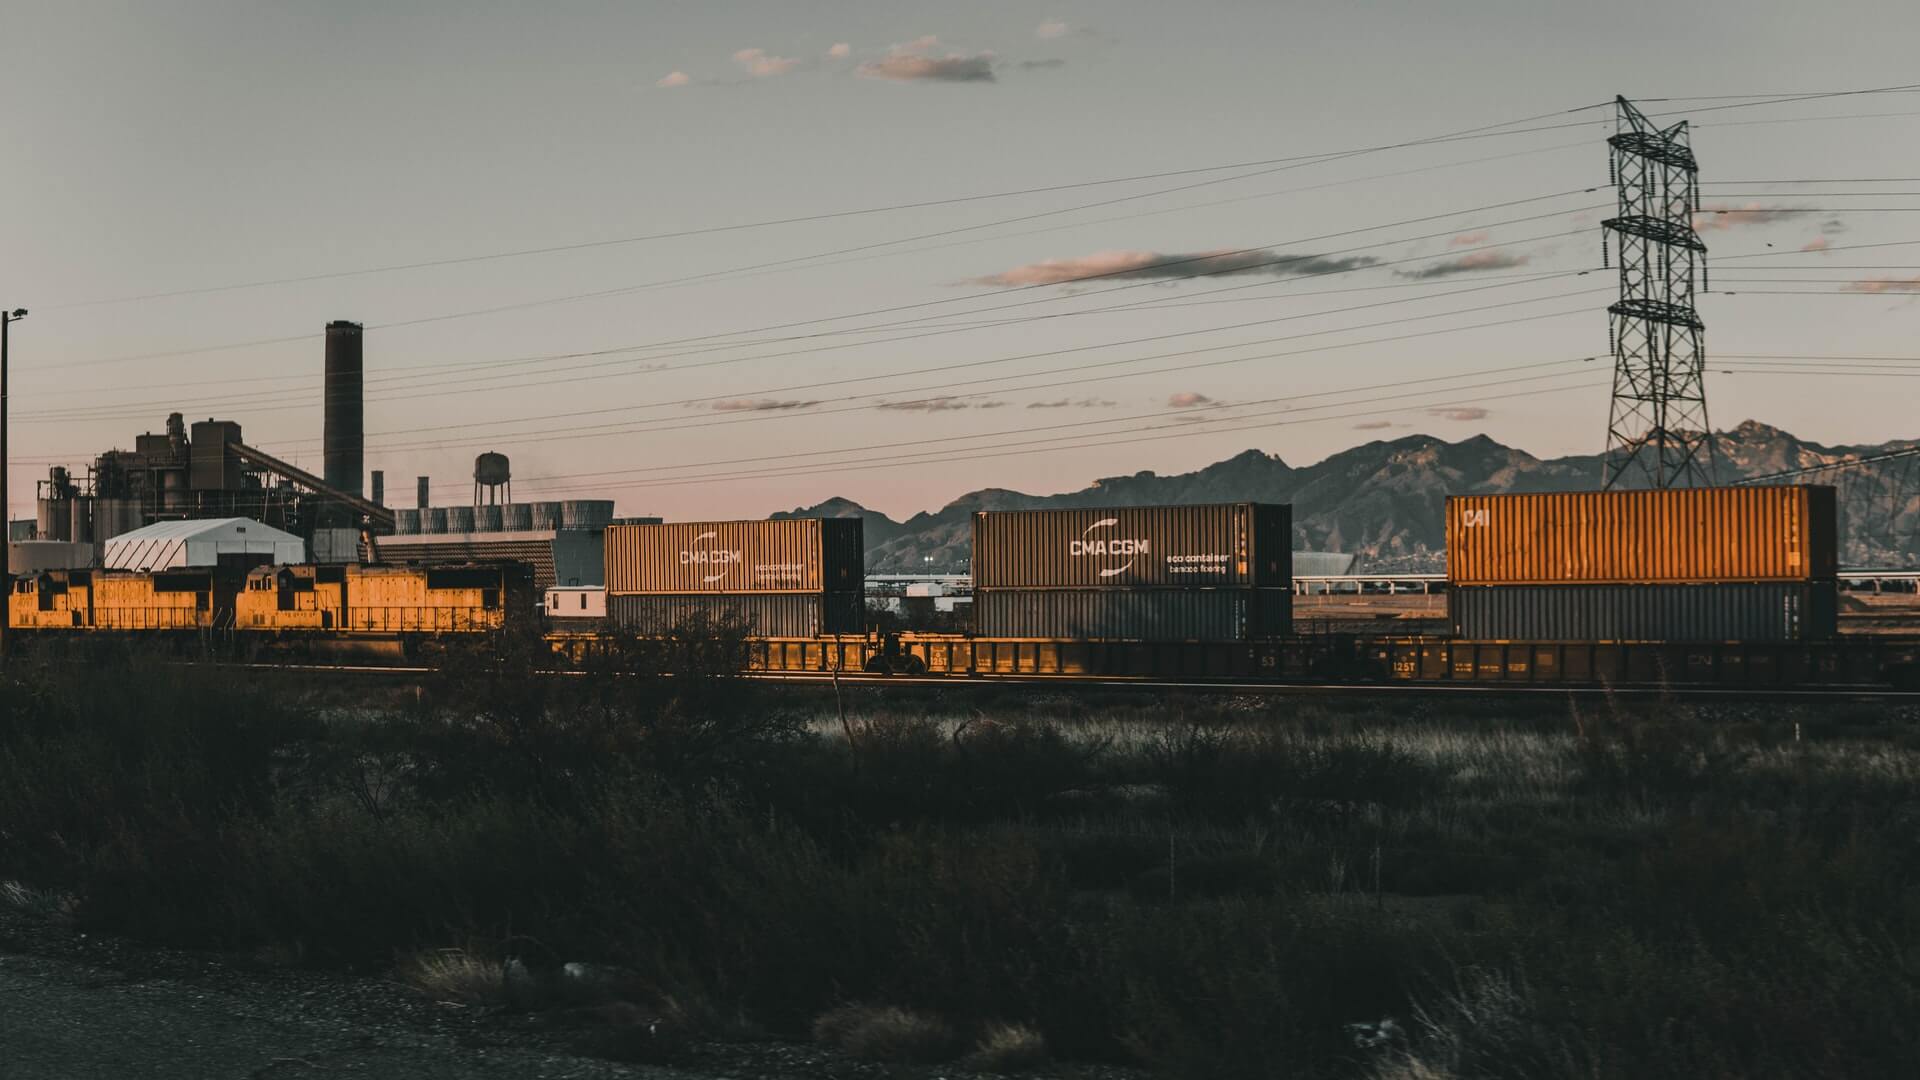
<box><xmin>446</xmin><ymin>505</ymin><xmax>476</xmax><ymax>534</ymax></box>
<box><xmin>561</xmin><ymin>499</ymin><xmax>614</xmax><ymax>529</ymax></box>
<box><xmin>502</xmin><ymin>503</ymin><xmax>532</xmax><ymax>531</ymax></box>
<box><xmin>323</xmin><ymin>321</ymin><xmax>364</xmax><ymax>502</ymax></box>
<box><xmin>69</xmin><ymin>496</ymin><xmax>93</xmax><ymax>545</ymax></box>
<box><xmin>476</xmin><ymin>504</ymin><xmax>503</xmax><ymax>532</ymax></box>
<box><xmin>530</xmin><ymin>502</ymin><xmax>563</xmax><ymax>530</ymax></box>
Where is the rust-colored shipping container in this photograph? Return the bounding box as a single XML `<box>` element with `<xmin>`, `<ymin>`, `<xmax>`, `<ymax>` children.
<box><xmin>604</xmin><ymin>518</ymin><xmax>864</xmax><ymax>595</ymax></box>
<box><xmin>972</xmin><ymin>504</ymin><xmax>1291</xmax><ymax>589</ymax></box>
<box><xmin>1445</xmin><ymin>486</ymin><xmax>1837</xmax><ymax>586</ymax></box>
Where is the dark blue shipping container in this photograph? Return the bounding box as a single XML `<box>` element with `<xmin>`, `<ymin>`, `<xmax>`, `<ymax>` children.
<box><xmin>975</xmin><ymin>588</ymin><xmax>1292</xmax><ymax>640</ymax></box>
<box><xmin>1448</xmin><ymin>582</ymin><xmax>1838</xmax><ymax>642</ymax></box>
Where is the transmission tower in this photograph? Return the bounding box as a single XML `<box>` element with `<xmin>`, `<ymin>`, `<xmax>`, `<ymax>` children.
<box><xmin>1601</xmin><ymin>95</ymin><xmax>1717</xmax><ymax>489</ymax></box>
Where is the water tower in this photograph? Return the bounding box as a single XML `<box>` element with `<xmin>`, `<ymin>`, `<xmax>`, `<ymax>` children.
<box><xmin>474</xmin><ymin>452</ymin><xmax>511</xmax><ymax>506</ymax></box>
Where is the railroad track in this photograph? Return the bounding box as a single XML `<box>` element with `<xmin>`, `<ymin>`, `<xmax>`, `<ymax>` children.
<box><xmin>212</xmin><ymin>661</ymin><xmax>1920</xmax><ymax>703</ymax></box>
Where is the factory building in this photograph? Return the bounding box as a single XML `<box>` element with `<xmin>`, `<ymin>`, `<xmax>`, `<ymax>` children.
<box><xmin>102</xmin><ymin>518</ymin><xmax>306</xmax><ymax>573</ymax></box>
<box><xmin>9</xmin><ymin>320</ymin><xmax>645</xmax><ymax>584</ymax></box>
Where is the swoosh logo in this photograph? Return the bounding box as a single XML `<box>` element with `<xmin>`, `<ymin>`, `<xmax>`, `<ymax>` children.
<box><xmin>694</xmin><ymin>532</ymin><xmax>731</xmax><ymax>583</ymax></box>
<box><xmin>1084</xmin><ymin>519</ymin><xmax>1131</xmax><ymax>577</ymax></box>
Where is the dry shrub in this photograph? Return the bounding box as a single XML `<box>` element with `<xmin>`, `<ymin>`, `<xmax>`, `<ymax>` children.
<box><xmin>965</xmin><ymin>1022</ymin><xmax>1050</xmax><ymax>1073</ymax></box>
<box><xmin>812</xmin><ymin>1004</ymin><xmax>957</xmax><ymax>1063</ymax></box>
<box><xmin>401</xmin><ymin>949</ymin><xmax>510</xmax><ymax>1005</ymax></box>
<box><xmin>576</xmin><ymin>999</ymin><xmax>694</xmax><ymax>1064</ymax></box>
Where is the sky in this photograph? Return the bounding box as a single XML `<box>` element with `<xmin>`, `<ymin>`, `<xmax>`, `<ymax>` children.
<box><xmin>4</xmin><ymin>0</ymin><xmax>1920</xmax><ymax>522</ymax></box>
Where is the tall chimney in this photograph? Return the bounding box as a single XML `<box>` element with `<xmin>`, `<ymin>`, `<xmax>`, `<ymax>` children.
<box><xmin>370</xmin><ymin>470</ymin><xmax>384</xmax><ymax>507</ymax></box>
<box><xmin>417</xmin><ymin>476</ymin><xmax>429</xmax><ymax>510</ymax></box>
<box><xmin>324</xmin><ymin>321</ymin><xmax>365</xmax><ymax>499</ymax></box>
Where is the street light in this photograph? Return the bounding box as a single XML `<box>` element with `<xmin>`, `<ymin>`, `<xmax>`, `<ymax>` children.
<box><xmin>1</xmin><ymin>306</ymin><xmax>24</xmax><ymax>662</ymax></box>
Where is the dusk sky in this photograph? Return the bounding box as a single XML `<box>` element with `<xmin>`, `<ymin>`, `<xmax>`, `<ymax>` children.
<box><xmin>5</xmin><ymin>0</ymin><xmax>1920</xmax><ymax>521</ymax></box>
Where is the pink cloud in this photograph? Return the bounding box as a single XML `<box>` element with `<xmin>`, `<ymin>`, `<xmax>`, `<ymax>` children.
<box><xmin>1800</xmin><ymin>236</ymin><xmax>1831</xmax><ymax>253</ymax></box>
<box><xmin>1352</xmin><ymin>420</ymin><xmax>1393</xmax><ymax>430</ymax></box>
<box><xmin>827</xmin><ymin>42</ymin><xmax>851</xmax><ymax>59</ymax></box>
<box><xmin>1842</xmin><ymin>276</ymin><xmax>1920</xmax><ymax>294</ymax></box>
<box><xmin>1428</xmin><ymin>406</ymin><xmax>1489</xmax><ymax>421</ymax></box>
<box><xmin>656</xmin><ymin>71</ymin><xmax>691</xmax><ymax>89</ymax></box>
<box><xmin>971</xmin><ymin>248</ymin><xmax>1376</xmax><ymax>286</ymax></box>
<box><xmin>1168</xmin><ymin>392</ymin><xmax>1215</xmax><ymax>408</ymax></box>
<box><xmin>858</xmin><ymin>37</ymin><xmax>995</xmax><ymax>82</ymax></box>
<box><xmin>705</xmin><ymin>398</ymin><xmax>819</xmax><ymax>412</ymax></box>
<box><xmin>732</xmin><ymin>47</ymin><xmax>801</xmax><ymax>77</ymax></box>
<box><xmin>1036</xmin><ymin>20</ymin><xmax>1070</xmax><ymax>39</ymax></box>
<box><xmin>1691</xmin><ymin>202</ymin><xmax>1806</xmax><ymax>232</ymax></box>
<box><xmin>1449</xmin><ymin>230</ymin><xmax>1490</xmax><ymax>247</ymax></box>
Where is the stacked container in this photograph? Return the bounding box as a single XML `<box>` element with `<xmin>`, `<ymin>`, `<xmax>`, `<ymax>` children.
<box><xmin>602</xmin><ymin>518</ymin><xmax>865</xmax><ymax>636</ymax></box>
<box><xmin>971</xmin><ymin>504</ymin><xmax>1292</xmax><ymax>639</ymax></box>
<box><xmin>1444</xmin><ymin>486</ymin><xmax>1839</xmax><ymax>641</ymax></box>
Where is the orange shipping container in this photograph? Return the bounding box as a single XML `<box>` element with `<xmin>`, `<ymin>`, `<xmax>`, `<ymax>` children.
<box><xmin>1445</xmin><ymin>486</ymin><xmax>1837</xmax><ymax>586</ymax></box>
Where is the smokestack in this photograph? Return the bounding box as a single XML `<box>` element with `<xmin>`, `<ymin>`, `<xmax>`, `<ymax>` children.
<box><xmin>371</xmin><ymin>470</ymin><xmax>384</xmax><ymax>507</ymax></box>
<box><xmin>324</xmin><ymin>321</ymin><xmax>364</xmax><ymax>499</ymax></box>
<box><xmin>417</xmin><ymin>476</ymin><xmax>429</xmax><ymax>510</ymax></box>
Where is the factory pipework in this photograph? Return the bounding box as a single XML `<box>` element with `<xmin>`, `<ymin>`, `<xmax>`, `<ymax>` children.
<box><xmin>323</xmin><ymin>321</ymin><xmax>364</xmax><ymax>500</ymax></box>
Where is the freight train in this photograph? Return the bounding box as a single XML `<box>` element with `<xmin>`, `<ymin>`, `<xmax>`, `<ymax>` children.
<box><xmin>11</xmin><ymin>490</ymin><xmax>1920</xmax><ymax>689</ymax></box>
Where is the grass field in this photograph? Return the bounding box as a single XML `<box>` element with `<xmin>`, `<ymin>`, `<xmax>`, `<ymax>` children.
<box><xmin>2</xmin><ymin>638</ymin><xmax>1917</xmax><ymax>1078</ymax></box>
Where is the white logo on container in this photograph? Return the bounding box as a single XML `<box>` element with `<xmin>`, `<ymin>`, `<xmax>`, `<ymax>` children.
<box><xmin>1069</xmin><ymin>518</ymin><xmax>1149</xmax><ymax>577</ymax></box>
<box><xmin>679</xmin><ymin>531</ymin><xmax>743</xmax><ymax>583</ymax></box>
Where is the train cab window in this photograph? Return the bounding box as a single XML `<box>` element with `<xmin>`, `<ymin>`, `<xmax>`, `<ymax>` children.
<box><xmin>482</xmin><ymin>588</ymin><xmax>500</xmax><ymax>610</ymax></box>
<box><xmin>12</xmin><ymin>578</ymin><xmax>30</xmax><ymax>595</ymax></box>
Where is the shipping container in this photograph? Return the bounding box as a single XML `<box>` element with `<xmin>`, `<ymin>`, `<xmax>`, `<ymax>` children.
<box><xmin>974</xmin><ymin>587</ymin><xmax>1292</xmax><ymax>640</ymax></box>
<box><xmin>607</xmin><ymin>592</ymin><xmax>864</xmax><ymax>637</ymax></box>
<box><xmin>1446</xmin><ymin>486</ymin><xmax>1837</xmax><ymax>585</ymax></box>
<box><xmin>1448</xmin><ymin>582</ymin><xmax>1838</xmax><ymax>642</ymax></box>
<box><xmin>604</xmin><ymin>519</ymin><xmax>864</xmax><ymax>595</ymax></box>
<box><xmin>972</xmin><ymin>504</ymin><xmax>1291</xmax><ymax>589</ymax></box>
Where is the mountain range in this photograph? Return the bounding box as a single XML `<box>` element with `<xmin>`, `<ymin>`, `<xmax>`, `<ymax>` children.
<box><xmin>773</xmin><ymin>421</ymin><xmax>1920</xmax><ymax>573</ymax></box>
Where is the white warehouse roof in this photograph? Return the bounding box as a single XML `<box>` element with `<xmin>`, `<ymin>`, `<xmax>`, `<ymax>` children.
<box><xmin>102</xmin><ymin>517</ymin><xmax>306</xmax><ymax>572</ymax></box>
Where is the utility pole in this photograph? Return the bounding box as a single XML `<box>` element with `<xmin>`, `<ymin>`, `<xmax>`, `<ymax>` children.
<box><xmin>0</xmin><ymin>307</ymin><xmax>23</xmax><ymax>662</ymax></box>
<box><xmin>1601</xmin><ymin>96</ymin><xmax>1716</xmax><ymax>489</ymax></box>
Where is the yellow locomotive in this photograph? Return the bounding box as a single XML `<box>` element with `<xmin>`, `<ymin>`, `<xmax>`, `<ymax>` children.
<box><xmin>11</xmin><ymin>562</ymin><xmax>532</xmax><ymax>638</ymax></box>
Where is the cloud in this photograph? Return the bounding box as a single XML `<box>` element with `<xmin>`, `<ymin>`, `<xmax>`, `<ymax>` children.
<box><xmin>1016</xmin><ymin>58</ymin><xmax>1067</xmax><ymax>70</ymax></box>
<box><xmin>656</xmin><ymin>71</ymin><xmax>691</xmax><ymax>89</ymax></box>
<box><xmin>1428</xmin><ymin>406</ymin><xmax>1490</xmax><ymax>421</ymax></box>
<box><xmin>1449</xmin><ymin>230</ymin><xmax>1491</xmax><ymax>247</ymax></box>
<box><xmin>827</xmin><ymin>42</ymin><xmax>851</xmax><ymax>59</ymax></box>
<box><xmin>877</xmin><ymin>398</ymin><xmax>1008</xmax><ymax>411</ymax></box>
<box><xmin>1842</xmin><ymin>276</ymin><xmax>1920</xmax><ymax>294</ymax></box>
<box><xmin>1026</xmin><ymin>397</ymin><xmax>1116</xmax><ymax>409</ymax></box>
<box><xmin>705</xmin><ymin>398</ymin><xmax>820</xmax><ymax>412</ymax></box>
<box><xmin>1691</xmin><ymin>202</ymin><xmax>1807</xmax><ymax>232</ymax></box>
<box><xmin>858</xmin><ymin>36</ymin><xmax>996</xmax><ymax>82</ymax></box>
<box><xmin>1352</xmin><ymin>420</ymin><xmax>1394</xmax><ymax>430</ymax></box>
<box><xmin>732</xmin><ymin>47</ymin><xmax>801</xmax><ymax>77</ymax></box>
<box><xmin>1036</xmin><ymin>19</ymin><xmax>1071</xmax><ymax>39</ymax></box>
<box><xmin>972</xmin><ymin>248</ymin><xmax>1379</xmax><ymax>287</ymax></box>
<box><xmin>1800</xmin><ymin>236</ymin><xmax>1831</xmax><ymax>253</ymax></box>
<box><xmin>1396</xmin><ymin>250</ymin><xmax>1530</xmax><ymax>280</ymax></box>
<box><xmin>1168</xmin><ymin>392</ymin><xmax>1215</xmax><ymax>408</ymax></box>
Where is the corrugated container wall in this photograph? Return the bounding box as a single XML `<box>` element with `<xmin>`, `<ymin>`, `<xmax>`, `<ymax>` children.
<box><xmin>1446</xmin><ymin>486</ymin><xmax>1837</xmax><ymax>586</ymax></box>
<box><xmin>604</xmin><ymin>519</ymin><xmax>864</xmax><ymax>595</ymax></box>
<box><xmin>973</xmin><ymin>504</ymin><xmax>1291</xmax><ymax>589</ymax></box>
<box><xmin>607</xmin><ymin>592</ymin><xmax>863</xmax><ymax>636</ymax></box>
<box><xmin>1449</xmin><ymin>582</ymin><xmax>1838</xmax><ymax>642</ymax></box>
<box><xmin>975</xmin><ymin>588</ymin><xmax>1292</xmax><ymax>640</ymax></box>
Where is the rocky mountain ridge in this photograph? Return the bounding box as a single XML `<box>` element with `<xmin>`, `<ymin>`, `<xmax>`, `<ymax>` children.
<box><xmin>773</xmin><ymin>421</ymin><xmax>1920</xmax><ymax>572</ymax></box>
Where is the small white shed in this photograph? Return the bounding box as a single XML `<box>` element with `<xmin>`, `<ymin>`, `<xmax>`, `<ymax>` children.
<box><xmin>102</xmin><ymin>518</ymin><xmax>306</xmax><ymax>572</ymax></box>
